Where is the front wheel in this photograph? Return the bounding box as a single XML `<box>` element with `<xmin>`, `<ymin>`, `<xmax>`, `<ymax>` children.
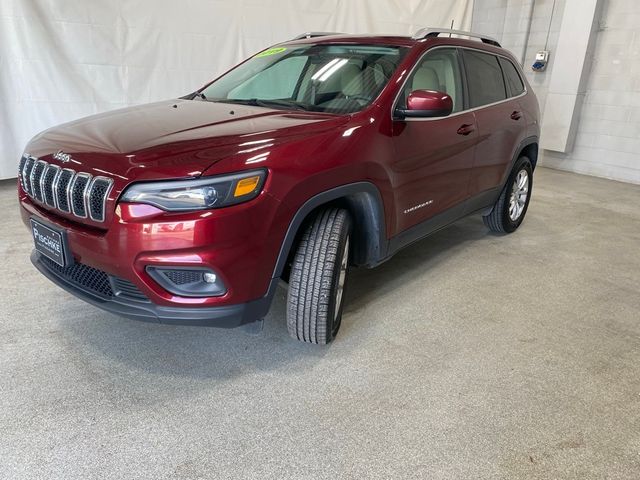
<box><xmin>286</xmin><ymin>208</ymin><xmax>352</xmax><ymax>344</ymax></box>
<box><xmin>483</xmin><ymin>156</ymin><xmax>533</xmax><ymax>233</ymax></box>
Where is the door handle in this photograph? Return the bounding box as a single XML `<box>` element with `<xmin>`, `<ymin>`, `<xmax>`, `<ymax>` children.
<box><xmin>457</xmin><ymin>124</ymin><xmax>475</xmax><ymax>136</ymax></box>
<box><xmin>510</xmin><ymin>111</ymin><xmax>522</xmax><ymax>120</ymax></box>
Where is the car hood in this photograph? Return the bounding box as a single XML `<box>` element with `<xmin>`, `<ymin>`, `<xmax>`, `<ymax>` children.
<box><xmin>25</xmin><ymin>99</ymin><xmax>349</xmax><ymax>180</ymax></box>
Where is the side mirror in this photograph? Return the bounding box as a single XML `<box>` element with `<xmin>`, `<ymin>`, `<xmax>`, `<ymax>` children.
<box><xmin>395</xmin><ymin>90</ymin><xmax>453</xmax><ymax>119</ymax></box>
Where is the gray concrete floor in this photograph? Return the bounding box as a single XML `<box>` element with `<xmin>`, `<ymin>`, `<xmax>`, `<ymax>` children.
<box><xmin>1</xmin><ymin>167</ymin><xmax>639</xmax><ymax>479</ymax></box>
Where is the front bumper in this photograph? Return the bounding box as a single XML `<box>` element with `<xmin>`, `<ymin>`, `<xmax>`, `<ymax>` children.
<box><xmin>32</xmin><ymin>250</ymin><xmax>275</xmax><ymax>327</ymax></box>
<box><xmin>19</xmin><ymin>188</ymin><xmax>286</xmax><ymax>309</ymax></box>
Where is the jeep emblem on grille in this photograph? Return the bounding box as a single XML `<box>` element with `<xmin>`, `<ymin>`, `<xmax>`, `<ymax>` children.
<box><xmin>53</xmin><ymin>150</ymin><xmax>71</xmax><ymax>163</ymax></box>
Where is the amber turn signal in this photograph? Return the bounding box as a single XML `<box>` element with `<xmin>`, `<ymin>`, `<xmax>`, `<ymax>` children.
<box><xmin>234</xmin><ymin>176</ymin><xmax>261</xmax><ymax>197</ymax></box>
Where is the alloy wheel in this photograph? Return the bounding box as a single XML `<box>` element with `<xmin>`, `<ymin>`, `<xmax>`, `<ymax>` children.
<box><xmin>508</xmin><ymin>169</ymin><xmax>529</xmax><ymax>221</ymax></box>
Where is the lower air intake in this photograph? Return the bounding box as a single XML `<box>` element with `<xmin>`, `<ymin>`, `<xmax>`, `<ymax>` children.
<box><xmin>40</xmin><ymin>256</ymin><xmax>113</xmax><ymax>298</ymax></box>
<box><xmin>39</xmin><ymin>256</ymin><xmax>149</xmax><ymax>302</ymax></box>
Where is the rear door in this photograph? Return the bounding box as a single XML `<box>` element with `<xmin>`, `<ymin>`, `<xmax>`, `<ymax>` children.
<box><xmin>391</xmin><ymin>47</ymin><xmax>478</xmax><ymax>234</ymax></box>
<box><xmin>462</xmin><ymin>50</ymin><xmax>525</xmax><ymax>201</ymax></box>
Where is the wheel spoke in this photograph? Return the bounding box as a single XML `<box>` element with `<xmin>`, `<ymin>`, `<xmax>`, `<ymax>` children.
<box><xmin>519</xmin><ymin>173</ymin><xmax>527</xmax><ymax>189</ymax></box>
<box><xmin>509</xmin><ymin>169</ymin><xmax>530</xmax><ymax>221</ymax></box>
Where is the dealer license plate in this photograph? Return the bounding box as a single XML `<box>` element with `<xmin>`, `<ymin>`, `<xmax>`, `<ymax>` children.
<box><xmin>30</xmin><ymin>218</ymin><xmax>69</xmax><ymax>267</ymax></box>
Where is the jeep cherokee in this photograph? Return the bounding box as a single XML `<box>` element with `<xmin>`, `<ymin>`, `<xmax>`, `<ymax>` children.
<box><xmin>17</xmin><ymin>28</ymin><xmax>539</xmax><ymax>344</ymax></box>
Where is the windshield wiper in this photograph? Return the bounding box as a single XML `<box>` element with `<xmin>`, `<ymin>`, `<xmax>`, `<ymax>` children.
<box><xmin>218</xmin><ymin>98</ymin><xmax>311</xmax><ymax>111</ymax></box>
<box><xmin>186</xmin><ymin>91</ymin><xmax>208</xmax><ymax>101</ymax></box>
<box><xmin>255</xmin><ymin>99</ymin><xmax>311</xmax><ymax>111</ymax></box>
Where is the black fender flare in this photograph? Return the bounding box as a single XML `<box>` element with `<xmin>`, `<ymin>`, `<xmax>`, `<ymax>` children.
<box><xmin>271</xmin><ymin>182</ymin><xmax>388</xmax><ymax>280</ymax></box>
<box><xmin>512</xmin><ymin>136</ymin><xmax>539</xmax><ymax>170</ymax></box>
<box><xmin>498</xmin><ymin>136</ymin><xmax>539</xmax><ymax>189</ymax></box>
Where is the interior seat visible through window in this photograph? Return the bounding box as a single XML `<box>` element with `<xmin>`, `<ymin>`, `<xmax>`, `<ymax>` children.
<box><xmin>399</xmin><ymin>48</ymin><xmax>463</xmax><ymax>113</ymax></box>
<box><xmin>316</xmin><ymin>61</ymin><xmax>364</xmax><ymax>98</ymax></box>
<box><xmin>411</xmin><ymin>67</ymin><xmax>443</xmax><ymax>92</ymax></box>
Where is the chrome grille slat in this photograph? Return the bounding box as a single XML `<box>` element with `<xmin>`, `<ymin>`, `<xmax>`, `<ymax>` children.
<box><xmin>18</xmin><ymin>156</ymin><xmax>27</xmax><ymax>191</ymax></box>
<box><xmin>39</xmin><ymin>163</ymin><xmax>49</xmax><ymax>203</ymax></box>
<box><xmin>51</xmin><ymin>167</ymin><xmax>64</xmax><ymax>209</ymax></box>
<box><xmin>42</xmin><ymin>165</ymin><xmax>61</xmax><ymax>207</ymax></box>
<box><xmin>31</xmin><ymin>160</ymin><xmax>47</xmax><ymax>202</ymax></box>
<box><xmin>23</xmin><ymin>157</ymin><xmax>35</xmax><ymax>195</ymax></box>
<box><xmin>44</xmin><ymin>165</ymin><xmax>62</xmax><ymax>208</ymax></box>
<box><xmin>88</xmin><ymin>177</ymin><xmax>113</xmax><ymax>222</ymax></box>
<box><xmin>18</xmin><ymin>156</ymin><xmax>112</xmax><ymax>223</ymax></box>
<box><xmin>56</xmin><ymin>169</ymin><xmax>74</xmax><ymax>213</ymax></box>
<box><xmin>70</xmin><ymin>173</ymin><xmax>91</xmax><ymax>218</ymax></box>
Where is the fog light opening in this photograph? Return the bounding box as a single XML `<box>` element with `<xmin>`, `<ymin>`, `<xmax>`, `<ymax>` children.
<box><xmin>146</xmin><ymin>266</ymin><xmax>226</xmax><ymax>297</ymax></box>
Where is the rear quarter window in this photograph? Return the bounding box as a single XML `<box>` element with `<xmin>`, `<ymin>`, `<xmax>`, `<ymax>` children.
<box><xmin>499</xmin><ymin>57</ymin><xmax>525</xmax><ymax>97</ymax></box>
<box><xmin>463</xmin><ymin>50</ymin><xmax>507</xmax><ymax>108</ymax></box>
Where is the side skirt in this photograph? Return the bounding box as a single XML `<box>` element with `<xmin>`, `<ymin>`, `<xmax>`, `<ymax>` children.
<box><xmin>383</xmin><ymin>186</ymin><xmax>501</xmax><ymax>262</ymax></box>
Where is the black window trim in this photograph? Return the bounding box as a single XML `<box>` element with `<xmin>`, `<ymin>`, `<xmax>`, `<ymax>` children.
<box><xmin>391</xmin><ymin>45</ymin><xmax>527</xmax><ymax>122</ymax></box>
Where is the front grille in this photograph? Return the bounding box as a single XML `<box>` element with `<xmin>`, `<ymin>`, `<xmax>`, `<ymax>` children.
<box><xmin>40</xmin><ymin>256</ymin><xmax>149</xmax><ymax>302</ymax></box>
<box><xmin>41</xmin><ymin>256</ymin><xmax>114</xmax><ymax>298</ymax></box>
<box><xmin>19</xmin><ymin>155</ymin><xmax>113</xmax><ymax>223</ymax></box>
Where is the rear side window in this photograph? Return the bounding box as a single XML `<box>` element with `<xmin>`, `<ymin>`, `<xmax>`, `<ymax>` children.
<box><xmin>499</xmin><ymin>57</ymin><xmax>525</xmax><ymax>97</ymax></box>
<box><xmin>463</xmin><ymin>50</ymin><xmax>507</xmax><ymax>108</ymax></box>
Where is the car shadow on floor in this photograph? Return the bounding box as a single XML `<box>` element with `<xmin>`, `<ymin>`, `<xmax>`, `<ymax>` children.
<box><xmin>59</xmin><ymin>215</ymin><xmax>493</xmax><ymax>386</ymax></box>
<box><xmin>345</xmin><ymin>215</ymin><xmax>491</xmax><ymax>310</ymax></box>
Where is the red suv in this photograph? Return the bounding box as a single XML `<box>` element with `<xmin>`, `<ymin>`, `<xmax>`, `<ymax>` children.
<box><xmin>18</xmin><ymin>29</ymin><xmax>539</xmax><ymax>344</ymax></box>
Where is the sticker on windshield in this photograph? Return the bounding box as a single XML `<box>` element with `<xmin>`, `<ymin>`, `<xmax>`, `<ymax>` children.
<box><xmin>256</xmin><ymin>47</ymin><xmax>287</xmax><ymax>58</ymax></box>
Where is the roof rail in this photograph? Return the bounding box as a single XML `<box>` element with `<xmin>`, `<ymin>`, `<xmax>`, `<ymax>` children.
<box><xmin>412</xmin><ymin>28</ymin><xmax>501</xmax><ymax>48</ymax></box>
<box><xmin>292</xmin><ymin>32</ymin><xmax>343</xmax><ymax>40</ymax></box>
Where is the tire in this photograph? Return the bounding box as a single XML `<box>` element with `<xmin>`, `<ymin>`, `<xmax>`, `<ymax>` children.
<box><xmin>483</xmin><ymin>156</ymin><xmax>533</xmax><ymax>233</ymax></box>
<box><xmin>287</xmin><ymin>208</ymin><xmax>352</xmax><ymax>344</ymax></box>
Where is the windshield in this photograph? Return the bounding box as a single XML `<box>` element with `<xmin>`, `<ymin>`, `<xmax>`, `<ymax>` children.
<box><xmin>200</xmin><ymin>44</ymin><xmax>408</xmax><ymax>114</ymax></box>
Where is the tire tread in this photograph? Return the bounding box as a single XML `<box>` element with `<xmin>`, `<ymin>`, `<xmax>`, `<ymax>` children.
<box><xmin>483</xmin><ymin>156</ymin><xmax>532</xmax><ymax>234</ymax></box>
<box><xmin>287</xmin><ymin>208</ymin><xmax>350</xmax><ymax>344</ymax></box>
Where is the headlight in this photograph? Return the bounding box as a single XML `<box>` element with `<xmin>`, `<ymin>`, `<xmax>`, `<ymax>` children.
<box><xmin>120</xmin><ymin>169</ymin><xmax>267</xmax><ymax>211</ymax></box>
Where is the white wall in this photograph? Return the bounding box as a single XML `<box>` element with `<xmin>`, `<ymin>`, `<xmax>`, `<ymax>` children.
<box><xmin>473</xmin><ymin>0</ymin><xmax>640</xmax><ymax>185</ymax></box>
<box><xmin>0</xmin><ymin>0</ymin><xmax>473</xmax><ymax>180</ymax></box>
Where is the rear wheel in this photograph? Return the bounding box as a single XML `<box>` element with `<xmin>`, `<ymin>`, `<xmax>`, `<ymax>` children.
<box><xmin>286</xmin><ymin>208</ymin><xmax>352</xmax><ymax>344</ymax></box>
<box><xmin>483</xmin><ymin>156</ymin><xmax>533</xmax><ymax>233</ymax></box>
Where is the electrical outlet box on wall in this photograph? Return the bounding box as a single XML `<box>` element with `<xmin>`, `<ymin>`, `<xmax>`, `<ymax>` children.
<box><xmin>532</xmin><ymin>50</ymin><xmax>550</xmax><ymax>71</ymax></box>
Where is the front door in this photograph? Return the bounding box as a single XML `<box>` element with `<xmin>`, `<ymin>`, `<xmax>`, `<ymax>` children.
<box><xmin>391</xmin><ymin>47</ymin><xmax>477</xmax><ymax>234</ymax></box>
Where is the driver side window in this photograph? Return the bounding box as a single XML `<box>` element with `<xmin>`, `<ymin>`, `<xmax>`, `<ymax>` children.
<box><xmin>400</xmin><ymin>48</ymin><xmax>463</xmax><ymax>113</ymax></box>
